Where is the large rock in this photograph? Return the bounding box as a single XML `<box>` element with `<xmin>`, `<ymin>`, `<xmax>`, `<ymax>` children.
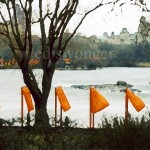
<box><xmin>70</xmin><ymin>83</ymin><xmax>141</xmax><ymax>93</ymax></box>
<box><xmin>117</xmin><ymin>81</ymin><xmax>127</xmax><ymax>87</ymax></box>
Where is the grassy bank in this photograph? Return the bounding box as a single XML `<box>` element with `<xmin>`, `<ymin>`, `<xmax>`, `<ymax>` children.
<box><xmin>1</xmin><ymin>114</ymin><xmax>150</xmax><ymax>150</ymax></box>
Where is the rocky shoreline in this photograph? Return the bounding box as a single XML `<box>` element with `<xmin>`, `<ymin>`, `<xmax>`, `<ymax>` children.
<box><xmin>71</xmin><ymin>81</ymin><xmax>142</xmax><ymax>93</ymax></box>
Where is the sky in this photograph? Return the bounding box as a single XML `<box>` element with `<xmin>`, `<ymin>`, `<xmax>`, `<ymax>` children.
<box><xmin>65</xmin><ymin>0</ymin><xmax>150</xmax><ymax>37</ymax></box>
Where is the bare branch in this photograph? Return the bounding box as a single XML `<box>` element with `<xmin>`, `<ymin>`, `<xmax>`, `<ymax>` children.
<box><xmin>19</xmin><ymin>0</ymin><xmax>25</xmax><ymax>12</ymax></box>
<box><xmin>52</xmin><ymin>0</ymin><xmax>61</xmax><ymax>24</ymax></box>
<box><xmin>63</xmin><ymin>1</ymin><xmax>104</xmax><ymax>49</ymax></box>
<box><xmin>44</xmin><ymin>12</ymin><xmax>52</xmax><ymax>20</ymax></box>
<box><xmin>32</xmin><ymin>12</ymin><xmax>52</xmax><ymax>24</ymax></box>
<box><xmin>47</xmin><ymin>0</ymin><xmax>62</xmax><ymax>57</ymax></box>
<box><xmin>39</xmin><ymin>0</ymin><xmax>48</xmax><ymax>69</ymax></box>
<box><xmin>57</xmin><ymin>1</ymin><xmax>78</xmax><ymax>51</ymax></box>
<box><xmin>8</xmin><ymin>1</ymin><xmax>24</xmax><ymax>50</ymax></box>
<box><xmin>5</xmin><ymin>2</ymin><xmax>17</xmax><ymax>38</ymax></box>
<box><xmin>32</xmin><ymin>19</ymin><xmax>40</xmax><ymax>24</ymax></box>
<box><xmin>27</xmin><ymin>1</ymin><xmax>33</xmax><ymax>58</ymax></box>
<box><xmin>54</xmin><ymin>0</ymin><xmax>71</xmax><ymax>37</ymax></box>
<box><xmin>0</xmin><ymin>9</ymin><xmax>17</xmax><ymax>60</ymax></box>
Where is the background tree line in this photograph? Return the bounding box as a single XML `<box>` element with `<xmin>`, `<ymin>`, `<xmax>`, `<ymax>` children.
<box><xmin>1</xmin><ymin>32</ymin><xmax>150</xmax><ymax>69</ymax></box>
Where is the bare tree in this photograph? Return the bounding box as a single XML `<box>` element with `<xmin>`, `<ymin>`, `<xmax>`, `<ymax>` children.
<box><xmin>0</xmin><ymin>0</ymin><xmax>149</xmax><ymax>127</ymax></box>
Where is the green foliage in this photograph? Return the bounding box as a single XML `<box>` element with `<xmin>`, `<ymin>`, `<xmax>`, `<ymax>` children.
<box><xmin>1</xmin><ymin>33</ymin><xmax>150</xmax><ymax>68</ymax></box>
<box><xmin>57</xmin><ymin>36</ymin><xmax>150</xmax><ymax>68</ymax></box>
<box><xmin>1</xmin><ymin>113</ymin><xmax>150</xmax><ymax>149</ymax></box>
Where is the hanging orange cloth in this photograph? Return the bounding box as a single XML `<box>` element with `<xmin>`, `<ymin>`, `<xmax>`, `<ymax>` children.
<box><xmin>0</xmin><ymin>58</ymin><xmax>4</xmax><ymax>65</ymax></box>
<box><xmin>90</xmin><ymin>87</ymin><xmax>109</xmax><ymax>113</ymax></box>
<box><xmin>126</xmin><ymin>88</ymin><xmax>145</xmax><ymax>112</ymax></box>
<box><xmin>8</xmin><ymin>61</ymin><xmax>11</xmax><ymax>66</ymax></box>
<box><xmin>64</xmin><ymin>58</ymin><xmax>71</xmax><ymax>63</ymax></box>
<box><xmin>21</xmin><ymin>86</ymin><xmax>34</xmax><ymax>112</ymax></box>
<box><xmin>56</xmin><ymin>86</ymin><xmax>71</xmax><ymax>112</ymax></box>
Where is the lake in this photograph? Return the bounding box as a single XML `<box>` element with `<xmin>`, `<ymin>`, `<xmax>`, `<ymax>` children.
<box><xmin>0</xmin><ymin>67</ymin><xmax>150</xmax><ymax>127</ymax></box>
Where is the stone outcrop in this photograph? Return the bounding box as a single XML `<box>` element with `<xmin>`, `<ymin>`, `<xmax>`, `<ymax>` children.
<box><xmin>71</xmin><ymin>82</ymin><xmax>141</xmax><ymax>93</ymax></box>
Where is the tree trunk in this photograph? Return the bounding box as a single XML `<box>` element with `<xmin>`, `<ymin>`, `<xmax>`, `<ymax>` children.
<box><xmin>21</xmin><ymin>67</ymin><xmax>48</xmax><ymax>127</ymax></box>
<box><xmin>21</xmin><ymin>63</ymin><xmax>55</xmax><ymax>127</ymax></box>
<box><xmin>34</xmin><ymin>62</ymin><xmax>56</xmax><ymax>127</ymax></box>
<box><xmin>34</xmin><ymin>102</ymin><xmax>49</xmax><ymax>127</ymax></box>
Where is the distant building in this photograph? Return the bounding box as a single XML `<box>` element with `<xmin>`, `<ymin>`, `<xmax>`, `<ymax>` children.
<box><xmin>97</xmin><ymin>27</ymin><xmax>150</xmax><ymax>45</ymax></box>
<box><xmin>103</xmin><ymin>32</ymin><xmax>108</xmax><ymax>37</ymax></box>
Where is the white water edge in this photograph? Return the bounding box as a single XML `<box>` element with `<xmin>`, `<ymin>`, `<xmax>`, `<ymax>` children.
<box><xmin>1</xmin><ymin>67</ymin><xmax>150</xmax><ymax>127</ymax></box>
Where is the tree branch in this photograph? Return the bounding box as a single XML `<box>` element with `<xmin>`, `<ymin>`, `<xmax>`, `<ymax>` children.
<box><xmin>63</xmin><ymin>1</ymin><xmax>104</xmax><ymax>49</ymax></box>
<box><xmin>57</xmin><ymin>0</ymin><xmax>78</xmax><ymax>52</ymax></box>
<box><xmin>54</xmin><ymin>0</ymin><xmax>71</xmax><ymax>38</ymax></box>
<box><xmin>0</xmin><ymin>9</ymin><xmax>17</xmax><ymax>59</ymax></box>
<box><xmin>47</xmin><ymin>0</ymin><xmax>62</xmax><ymax>57</ymax></box>
<box><xmin>19</xmin><ymin>0</ymin><xmax>25</xmax><ymax>12</ymax></box>
<box><xmin>39</xmin><ymin>0</ymin><xmax>49</xmax><ymax>69</ymax></box>
<box><xmin>32</xmin><ymin>12</ymin><xmax>52</xmax><ymax>24</ymax></box>
<box><xmin>7</xmin><ymin>1</ymin><xmax>24</xmax><ymax>50</ymax></box>
<box><xmin>27</xmin><ymin>1</ymin><xmax>33</xmax><ymax>59</ymax></box>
